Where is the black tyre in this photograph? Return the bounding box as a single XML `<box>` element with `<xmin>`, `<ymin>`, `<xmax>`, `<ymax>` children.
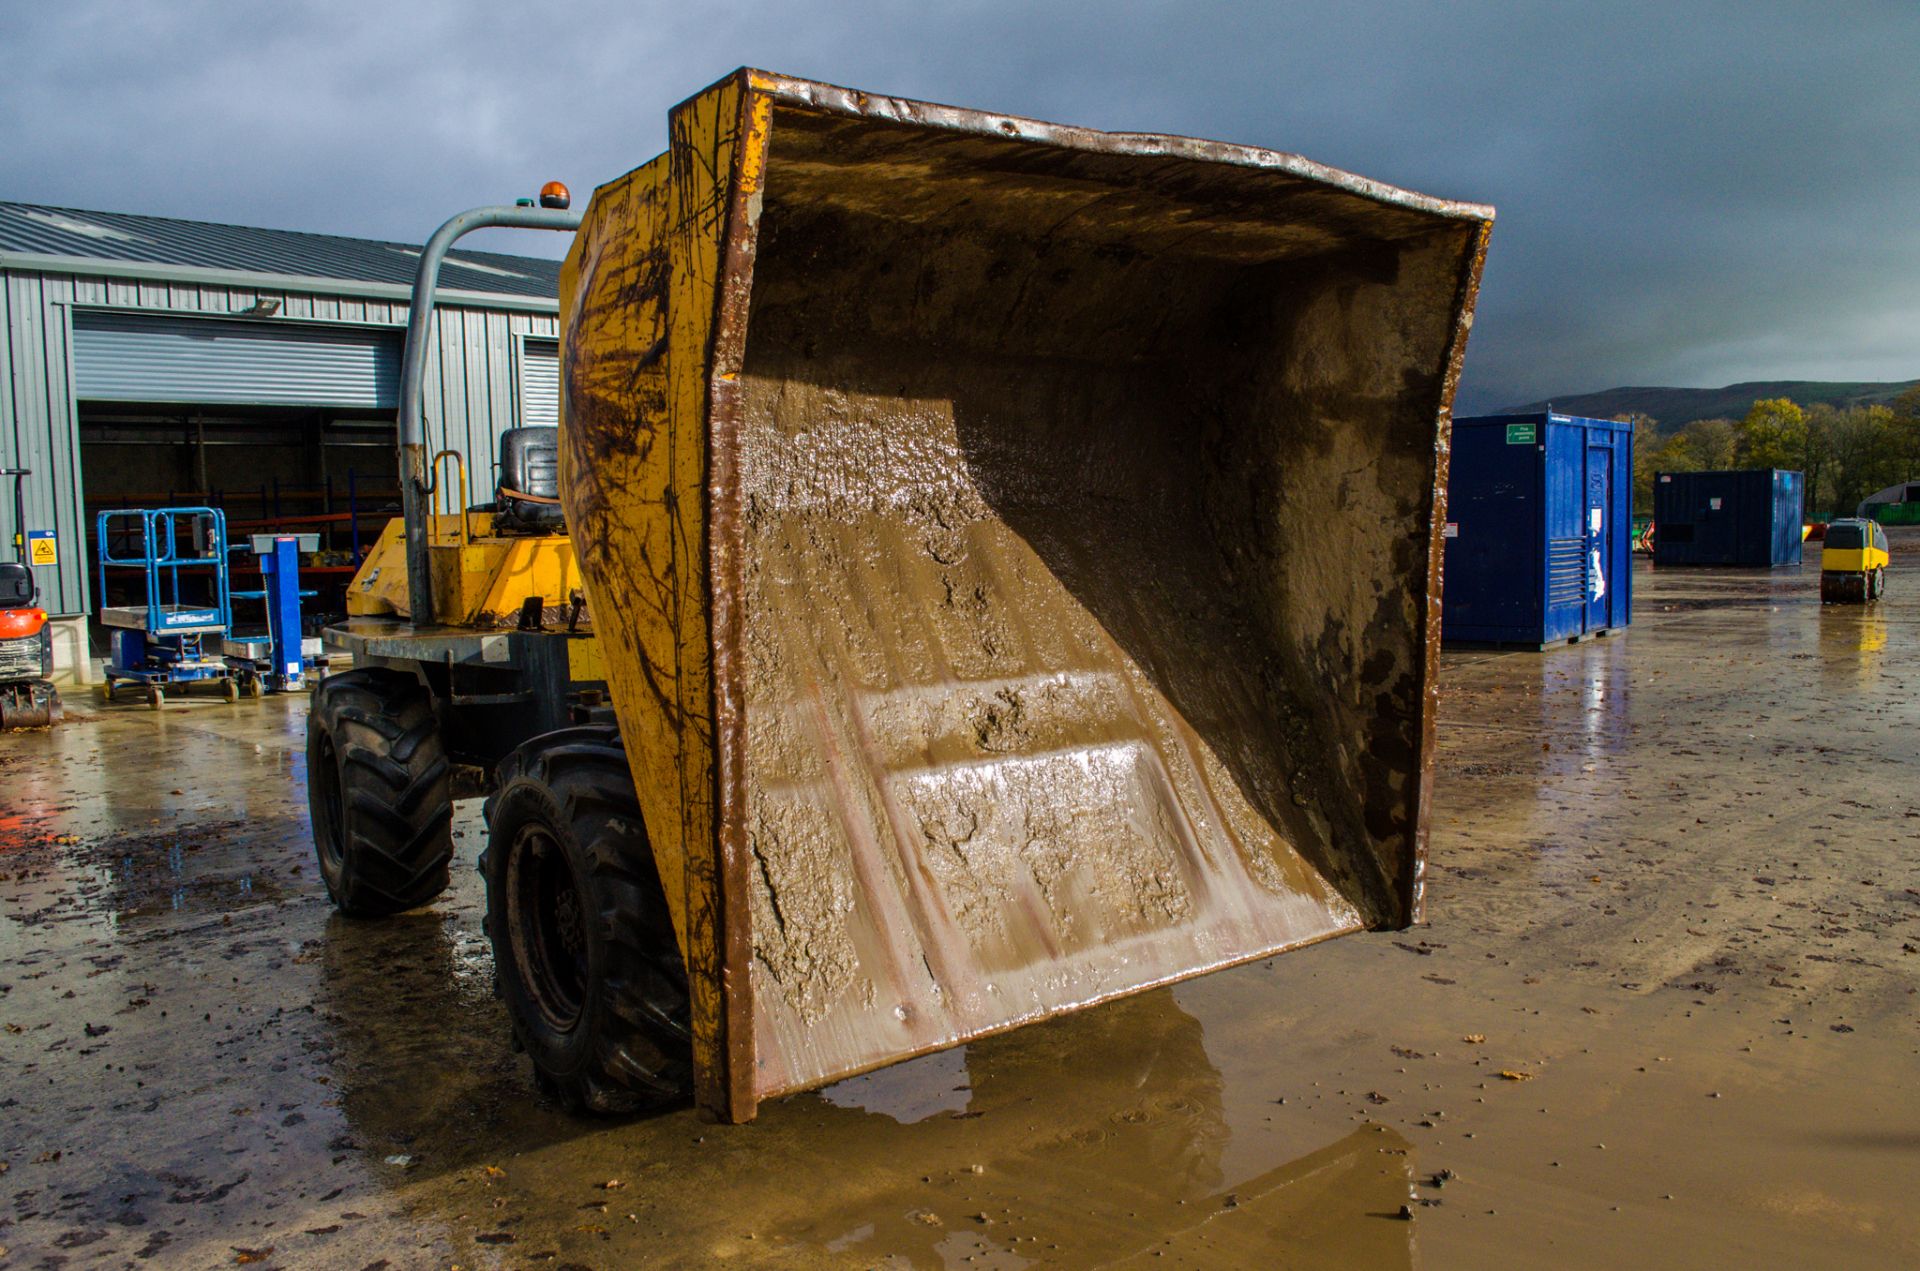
<box><xmin>482</xmin><ymin>726</ymin><xmax>692</xmax><ymax>1113</ymax></box>
<box><xmin>1871</xmin><ymin>567</ymin><xmax>1885</xmax><ymax>600</ymax></box>
<box><xmin>306</xmin><ymin>668</ymin><xmax>454</xmax><ymax>917</ymax></box>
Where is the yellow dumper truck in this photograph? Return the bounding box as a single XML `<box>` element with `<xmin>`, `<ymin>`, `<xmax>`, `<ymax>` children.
<box><xmin>306</xmin><ymin>69</ymin><xmax>1494</xmax><ymax>1123</ymax></box>
<box><xmin>1819</xmin><ymin>518</ymin><xmax>1890</xmax><ymax>603</ymax></box>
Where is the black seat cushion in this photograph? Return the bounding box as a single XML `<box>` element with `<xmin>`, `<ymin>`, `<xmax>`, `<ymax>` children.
<box><xmin>494</xmin><ymin>426</ymin><xmax>564</xmax><ymax>532</ymax></box>
<box><xmin>0</xmin><ymin>561</ymin><xmax>33</xmax><ymax>608</ymax></box>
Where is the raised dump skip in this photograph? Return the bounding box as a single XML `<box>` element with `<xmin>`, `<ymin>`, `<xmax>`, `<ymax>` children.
<box><xmin>561</xmin><ymin>70</ymin><xmax>1493</xmax><ymax>1122</ymax></box>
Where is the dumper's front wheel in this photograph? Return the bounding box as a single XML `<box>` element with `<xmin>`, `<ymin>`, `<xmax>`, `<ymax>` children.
<box><xmin>482</xmin><ymin>727</ymin><xmax>693</xmax><ymax>1114</ymax></box>
<box><xmin>306</xmin><ymin>668</ymin><xmax>454</xmax><ymax>916</ymax></box>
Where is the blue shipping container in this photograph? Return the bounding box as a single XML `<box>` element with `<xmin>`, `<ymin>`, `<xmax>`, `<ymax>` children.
<box><xmin>1652</xmin><ymin>469</ymin><xmax>1803</xmax><ymax>566</ymax></box>
<box><xmin>1442</xmin><ymin>412</ymin><xmax>1633</xmax><ymax>647</ymax></box>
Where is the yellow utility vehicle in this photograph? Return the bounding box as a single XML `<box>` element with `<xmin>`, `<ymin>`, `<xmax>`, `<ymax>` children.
<box><xmin>305</xmin><ymin>69</ymin><xmax>1494</xmax><ymax>1123</ymax></box>
<box><xmin>1819</xmin><ymin>518</ymin><xmax>1889</xmax><ymax>603</ymax></box>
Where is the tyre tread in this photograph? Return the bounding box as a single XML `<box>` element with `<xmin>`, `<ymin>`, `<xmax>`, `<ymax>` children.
<box><xmin>305</xmin><ymin>668</ymin><xmax>453</xmax><ymax>917</ymax></box>
<box><xmin>482</xmin><ymin>725</ymin><xmax>692</xmax><ymax>1114</ymax></box>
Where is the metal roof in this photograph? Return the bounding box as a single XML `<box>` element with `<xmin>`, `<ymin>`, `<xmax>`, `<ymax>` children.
<box><xmin>0</xmin><ymin>201</ymin><xmax>559</xmax><ymax>301</ymax></box>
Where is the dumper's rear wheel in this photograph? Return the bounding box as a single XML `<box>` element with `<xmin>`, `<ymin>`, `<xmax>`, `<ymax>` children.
<box><xmin>482</xmin><ymin>726</ymin><xmax>692</xmax><ymax>1114</ymax></box>
<box><xmin>306</xmin><ymin>668</ymin><xmax>454</xmax><ymax>916</ymax></box>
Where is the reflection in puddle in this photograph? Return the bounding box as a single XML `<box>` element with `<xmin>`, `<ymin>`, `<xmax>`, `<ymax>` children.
<box><xmin>780</xmin><ymin>991</ymin><xmax>1416</xmax><ymax>1268</ymax></box>
<box><xmin>821</xmin><ymin>1045</ymin><xmax>973</xmax><ymax>1123</ymax></box>
<box><xmin>316</xmin><ymin>909</ymin><xmax>571</xmax><ymax>1177</ymax></box>
<box><xmin>1537</xmin><ymin>640</ymin><xmax>1633</xmax><ymax>775</ymax></box>
<box><xmin>0</xmin><ymin>823</ymin><xmax>284</xmax><ymax>931</ymax></box>
<box><xmin>1819</xmin><ymin>606</ymin><xmax>1887</xmax><ymax>688</ymax></box>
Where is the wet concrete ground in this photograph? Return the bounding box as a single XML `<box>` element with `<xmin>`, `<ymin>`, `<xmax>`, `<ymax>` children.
<box><xmin>3</xmin><ymin>538</ymin><xmax>1917</xmax><ymax>1269</ymax></box>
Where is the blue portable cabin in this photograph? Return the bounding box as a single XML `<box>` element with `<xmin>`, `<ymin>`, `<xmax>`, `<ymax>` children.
<box><xmin>1441</xmin><ymin>412</ymin><xmax>1633</xmax><ymax>648</ymax></box>
<box><xmin>1652</xmin><ymin>469</ymin><xmax>1803</xmax><ymax>566</ymax></box>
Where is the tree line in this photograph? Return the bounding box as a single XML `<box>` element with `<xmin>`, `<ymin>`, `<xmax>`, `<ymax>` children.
<box><xmin>1628</xmin><ymin>387</ymin><xmax>1920</xmax><ymax>518</ymax></box>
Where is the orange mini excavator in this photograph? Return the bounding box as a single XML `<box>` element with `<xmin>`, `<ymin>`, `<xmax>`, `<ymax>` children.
<box><xmin>1</xmin><ymin>467</ymin><xmax>62</xmax><ymax>729</ymax></box>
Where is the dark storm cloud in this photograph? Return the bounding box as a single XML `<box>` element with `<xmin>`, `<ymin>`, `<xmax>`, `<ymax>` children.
<box><xmin>3</xmin><ymin>1</ymin><xmax>1914</xmax><ymax>410</ymax></box>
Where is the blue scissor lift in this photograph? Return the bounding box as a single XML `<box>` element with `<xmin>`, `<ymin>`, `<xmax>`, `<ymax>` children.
<box><xmin>97</xmin><ymin>507</ymin><xmax>238</xmax><ymax>707</ymax></box>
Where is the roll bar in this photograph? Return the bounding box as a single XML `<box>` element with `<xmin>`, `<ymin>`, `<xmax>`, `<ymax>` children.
<box><xmin>398</xmin><ymin>203</ymin><xmax>581</xmax><ymax>623</ymax></box>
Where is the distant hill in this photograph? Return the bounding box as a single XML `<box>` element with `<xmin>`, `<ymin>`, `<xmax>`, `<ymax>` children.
<box><xmin>1501</xmin><ymin>379</ymin><xmax>1919</xmax><ymax>428</ymax></box>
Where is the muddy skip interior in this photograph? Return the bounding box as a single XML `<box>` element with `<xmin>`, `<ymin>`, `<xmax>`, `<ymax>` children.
<box><xmin>729</xmin><ymin>102</ymin><xmax>1483</xmax><ymax>1098</ymax></box>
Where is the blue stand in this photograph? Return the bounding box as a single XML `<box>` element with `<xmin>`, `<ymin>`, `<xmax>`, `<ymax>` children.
<box><xmin>226</xmin><ymin>533</ymin><xmax>324</xmax><ymax>693</ymax></box>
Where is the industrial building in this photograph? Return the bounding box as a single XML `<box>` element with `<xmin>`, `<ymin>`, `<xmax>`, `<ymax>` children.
<box><xmin>1859</xmin><ymin>479</ymin><xmax>1920</xmax><ymax>524</ymax></box>
<box><xmin>0</xmin><ymin>201</ymin><xmax>561</xmax><ymax>679</ymax></box>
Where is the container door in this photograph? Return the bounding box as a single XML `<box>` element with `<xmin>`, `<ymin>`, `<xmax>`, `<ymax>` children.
<box><xmin>1774</xmin><ymin>471</ymin><xmax>1804</xmax><ymax>565</ymax></box>
<box><xmin>1543</xmin><ymin>426</ymin><xmax>1585</xmax><ymax>643</ymax></box>
<box><xmin>1585</xmin><ymin>447</ymin><xmax>1612</xmax><ymax>631</ymax></box>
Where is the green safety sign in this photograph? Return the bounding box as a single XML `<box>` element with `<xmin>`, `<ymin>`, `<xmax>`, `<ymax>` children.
<box><xmin>1505</xmin><ymin>422</ymin><xmax>1537</xmax><ymax>445</ymax></box>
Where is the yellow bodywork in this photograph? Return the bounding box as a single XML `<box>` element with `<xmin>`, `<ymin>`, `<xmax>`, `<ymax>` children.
<box><xmin>1820</xmin><ymin>545</ymin><xmax>1889</xmax><ymax>574</ymax></box>
<box><xmin>346</xmin><ymin>514</ymin><xmax>585</xmax><ymax>628</ymax></box>
<box><xmin>561</xmin><ymin>130</ymin><xmax>728</xmax><ymax>1112</ymax></box>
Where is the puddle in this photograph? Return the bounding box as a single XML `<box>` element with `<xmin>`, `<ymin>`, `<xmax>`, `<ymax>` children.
<box><xmin>0</xmin><ymin>822</ymin><xmax>286</xmax><ymax>929</ymax></box>
<box><xmin>820</xmin><ymin>1046</ymin><xmax>973</xmax><ymax>1124</ymax></box>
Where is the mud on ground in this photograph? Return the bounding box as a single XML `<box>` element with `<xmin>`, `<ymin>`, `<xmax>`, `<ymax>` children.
<box><xmin>1</xmin><ymin>537</ymin><xmax>1916</xmax><ymax>1268</ymax></box>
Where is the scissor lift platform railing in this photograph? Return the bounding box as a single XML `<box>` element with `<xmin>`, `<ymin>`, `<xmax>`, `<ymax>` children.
<box><xmin>96</xmin><ymin>506</ymin><xmax>238</xmax><ymax>706</ymax></box>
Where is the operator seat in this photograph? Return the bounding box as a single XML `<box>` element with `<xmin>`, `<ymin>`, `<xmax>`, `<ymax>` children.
<box><xmin>0</xmin><ymin>561</ymin><xmax>33</xmax><ymax>609</ymax></box>
<box><xmin>492</xmin><ymin>426</ymin><xmax>565</xmax><ymax>535</ymax></box>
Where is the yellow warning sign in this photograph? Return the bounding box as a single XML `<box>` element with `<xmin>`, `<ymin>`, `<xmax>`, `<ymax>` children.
<box><xmin>27</xmin><ymin>530</ymin><xmax>56</xmax><ymax>567</ymax></box>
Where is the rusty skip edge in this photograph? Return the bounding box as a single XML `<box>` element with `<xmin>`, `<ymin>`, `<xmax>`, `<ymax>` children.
<box><xmin>678</xmin><ymin>69</ymin><xmax>1495</xmax><ymax>1121</ymax></box>
<box><xmin>705</xmin><ymin>81</ymin><xmax>766</xmax><ymax>1124</ymax></box>
<box><xmin>1408</xmin><ymin>220</ymin><xmax>1495</xmax><ymax>928</ymax></box>
<box><xmin>670</xmin><ymin>68</ymin><xmax>1500</xmax><ymax>225</ymax></box>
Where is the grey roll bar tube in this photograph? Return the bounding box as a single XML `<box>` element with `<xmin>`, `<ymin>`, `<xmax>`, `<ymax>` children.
<box><xmin>2</xmin><ymin>467</ymin><xmax>31</xmax><ymax>575</ymax></box>
<box><xmin>397</xmin><ymin>204</ymin><xmax>582</xmax><ymax>624</ymax></box>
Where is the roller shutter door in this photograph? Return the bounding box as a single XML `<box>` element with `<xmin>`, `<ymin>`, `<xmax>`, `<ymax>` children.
<box><xmin>520</xmin><ymin>339</ymin><xmax>559</xmax><ymax>427</ymax></box>
<box><xmin>71</xmin><ymin>311</ymin><xmax>400</xmax><ymax>407</ymax></box>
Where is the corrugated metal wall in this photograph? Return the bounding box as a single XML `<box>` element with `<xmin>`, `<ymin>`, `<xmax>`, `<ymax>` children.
<box><xmin>1</xmin><ymin>271</ymin><xmax>84</xmax><ymax>614</ymax></box>
<box><xmin>421</xmin><ymin>310</ymin><xmax>563</xmax><ymax>500</ymax></box>
<box><xmin>0</xmin><ymin>265</ymin><xmax>556</xmax><ymax>616</ymax></box>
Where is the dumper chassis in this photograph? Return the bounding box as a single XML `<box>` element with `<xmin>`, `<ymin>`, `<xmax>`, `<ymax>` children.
<box><xmin>305</xmin><ymin>69</ymin><xmax>1493</xmax><ymax>1125</ymax></box>
<box><xmin>309</xmin><ymin>636</ymin><xmax>696</xmax><ymax>1112</ymax></box>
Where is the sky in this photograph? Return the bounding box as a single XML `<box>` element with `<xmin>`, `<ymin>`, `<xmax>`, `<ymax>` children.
<box><xmin>2</xmin><ymin>1</ymin><xmax>1914</xmax><ymax>413</ymax></box>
